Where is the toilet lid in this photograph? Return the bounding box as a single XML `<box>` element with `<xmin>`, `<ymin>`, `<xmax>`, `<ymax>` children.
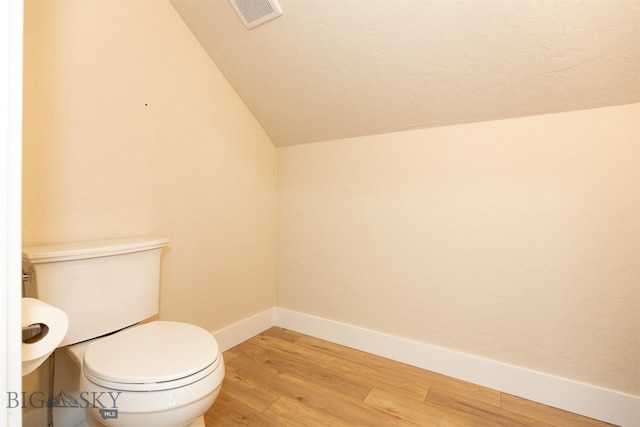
<box><xmin>83</xmin><ymin>321</ymin><xmax>219</xmax><ymax>389</ymax></box>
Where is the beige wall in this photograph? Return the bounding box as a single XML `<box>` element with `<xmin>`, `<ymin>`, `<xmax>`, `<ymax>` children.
<box><xmin>22</xmin><ymin>0</ymin><xmax>278</xmax><ymax>332</ymax></box>
<box><xmin>278</xmin><ymin>103</ymin><xmax>640</xmax><ymax>395</ymax></box>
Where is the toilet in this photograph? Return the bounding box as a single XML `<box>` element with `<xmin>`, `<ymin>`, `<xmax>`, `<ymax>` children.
<box><xmin>22</xmin><ymin>237</ymin><xmax>225</xmax><ymax>427</ymax></box>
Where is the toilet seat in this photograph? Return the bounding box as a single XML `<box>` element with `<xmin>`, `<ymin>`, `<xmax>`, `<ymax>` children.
<box><xmin>83</xmin><ymin>321</ymin><xmax>221</xmax><ymax>392</ymax></box>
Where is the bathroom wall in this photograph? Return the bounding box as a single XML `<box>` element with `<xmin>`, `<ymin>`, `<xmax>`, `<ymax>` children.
<box><xmin>277</xmin><ymin>103</ymin><xmax>639</xmax><ymax>395</ymax></box>
<box><xmin>22</xmin><ymin>0</ymin><xmax>277</xmax><ymax>334</ymax></box>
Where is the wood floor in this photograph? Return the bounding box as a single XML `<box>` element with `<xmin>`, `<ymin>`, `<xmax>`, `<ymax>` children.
<box><xmin>205</xmin><ymin>327</ymin><xmax>615</xmax><ymax>427</ymax></box>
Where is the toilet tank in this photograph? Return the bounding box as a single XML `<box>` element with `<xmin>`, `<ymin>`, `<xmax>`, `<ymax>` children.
<box><xmin>22</xmin><ymin>237</ymin><xmax>169</xmax><ymax>347</ymax></box>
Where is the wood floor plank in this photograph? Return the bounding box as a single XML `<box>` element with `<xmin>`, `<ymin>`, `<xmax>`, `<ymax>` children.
<box><xmin>232</xmin><ymin>339</ymin><xmax>372</xmax><ymax>400</ymax></box>
<box><xmin>301</xmin><ymin>335</ymin><xmax>500</xmax><ymax>408</ymax></box>
<box><xmin>414</xmin><ymin>369</ymin><xmax>502</xmax><ymax>408</ymax></box>
<box><xmin>221</xmin><ymin>362</ymin><xmax>281</xmax><ymax>412</ymax></box>
<box><xmin>205</xmin><ymin>328</ymin><xmax>616</xmax><ymax>427</ymax></box>
<box><xmin>426</xmin><ymin>387</ymin><xmax>551</xmax><ymax>427</ymax></box>
<box><xmin>263</xmin><ymin>396</ymin><xmax>353</xmax><ymax>427</ymax></box>
<box><xmin>297</xmin><ymin>334</ymin><xmax>427</xmax><ymax>380</ymax></box>
<box><xmin>227</xmin><ymin>354</ymin><xmax>421</xmax><ymax>427</ymax></box>
<box><xmin>296</xmin><ymin>334</ymin><xmax>499</xmax><ymax>406</ymax></box>
<box><xmin>223</xmin><ymin>351</ymin><xmax>239</xmax><ymax>363</ymax></box>
<box><xmin>204</xmin><ymin>393</ymin><xmax>282</xmax><ymax>427</ymax></box>
<box><xmin>364</xmin><ymin>386</ymin><xmax>502</xmax><ymax>427</ymax></box>
<box><xmin>260</xmin><ymin>326</ymin><xmax>305</xmax><ymax>343</ymax></box>
<box><xmin>257</xmin><ymin>333</ymin><xmax>429</xmax><ymax>401</ymax></box>
<box><xmin>501</xmin><ymin>393</ymin><xmax>617</xmax><ymax>427</ymax></box>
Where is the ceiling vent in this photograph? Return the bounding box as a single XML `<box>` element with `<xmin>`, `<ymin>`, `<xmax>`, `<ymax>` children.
<box><xmin>229</xmin><ymin>0</ymin><xmax>283</xmax><ymax>29</ymax></box>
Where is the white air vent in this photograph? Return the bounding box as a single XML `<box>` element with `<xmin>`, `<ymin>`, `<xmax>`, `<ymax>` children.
<box><xmin>229</xmin><ymin>0</ymin><xmax>283</xmax><ymax>29</ymax></box>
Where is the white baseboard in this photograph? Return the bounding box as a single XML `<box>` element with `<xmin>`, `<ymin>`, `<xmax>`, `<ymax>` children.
<box><xmin>208</xmin><ymin>307</ymin><xmax>639</xmax><ymax>426</ymax></box>
<box><xmin>275</xmin><ymin>308</ymin><xmax>640</xmax><ymax>427</ymax></box>
<box><xmin>211</xmin><ymin>308</ymin><xmax>276</xmax><ymax>352</ymax></box>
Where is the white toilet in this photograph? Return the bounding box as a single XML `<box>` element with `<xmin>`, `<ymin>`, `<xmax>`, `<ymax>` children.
<box><xmin>22</xmin><ymin>237</ymin><xmax>225</xmax><ymax>427</ymax></box>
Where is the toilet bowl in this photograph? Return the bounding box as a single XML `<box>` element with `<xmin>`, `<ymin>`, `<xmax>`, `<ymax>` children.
<box><xmin>66</xmin><ymin>321</ymin><xmax>225</xmax><ymax>427</ymax></box>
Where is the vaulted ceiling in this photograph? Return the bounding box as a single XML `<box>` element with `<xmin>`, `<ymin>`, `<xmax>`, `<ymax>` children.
<box><xmin>170</xmin><ymin>0</ymin><xmax>639</xmax><ymax>146</ymax></box>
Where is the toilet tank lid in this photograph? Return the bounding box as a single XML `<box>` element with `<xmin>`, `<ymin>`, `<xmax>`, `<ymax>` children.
<box><xmin>22</xmin><ymin>237</ymin><xmax>169</xmax><ymax>263</ymax></box>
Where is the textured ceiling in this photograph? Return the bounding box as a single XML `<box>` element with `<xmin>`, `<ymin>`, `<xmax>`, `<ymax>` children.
<box><xmin>170</xmin><ymin>0</ymin><xmax>640</xmax><ymax>146</ymax></box>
